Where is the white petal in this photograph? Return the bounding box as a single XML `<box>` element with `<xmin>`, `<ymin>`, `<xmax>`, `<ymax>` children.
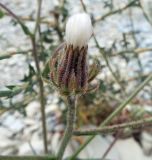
<box><xmin>65</xmin><ymin>13</ymin><xmax>93</xmax><ymax>48</ymax></box>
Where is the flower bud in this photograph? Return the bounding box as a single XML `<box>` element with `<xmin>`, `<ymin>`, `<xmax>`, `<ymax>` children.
<box><xmin>49</xmin><ymin>13</ymin><xmax>99</xmax><ymax>96</ymax></box>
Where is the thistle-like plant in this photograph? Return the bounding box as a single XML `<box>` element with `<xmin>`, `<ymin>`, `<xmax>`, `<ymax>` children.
<box><xmin>49</xmin><ymin>13</ymin><xmax>99</xmax><ymax>159</ymax></box>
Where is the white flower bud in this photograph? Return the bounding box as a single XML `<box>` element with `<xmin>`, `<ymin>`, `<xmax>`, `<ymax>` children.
<box><xmin>65</xmin><ymin>13</ymin><xmax>93</xmax><ymax>48</ymax></box>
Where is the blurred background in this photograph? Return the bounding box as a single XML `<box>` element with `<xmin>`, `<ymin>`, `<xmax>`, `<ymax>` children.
<box><xmin>0</xmin><ymin>0</ymin><xmax>152</xmax><ymax>159</ymax></box>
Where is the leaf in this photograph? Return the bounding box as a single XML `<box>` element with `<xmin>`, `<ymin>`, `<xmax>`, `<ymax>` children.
<box><xmin>88</xmin><ymin>59</ymin><xmax>100</xmax><ymax>82</ymax></box>
<box><xmin>21</xmin><ymin>64</ymin><xmax>36</xmax><ymax>82</ymax></box>
<box><xmin>0</xmin><ymin>9</ymin><xmax>5</xmax><ymax>18</ymax></box>
<box><xmin>42</xmin><ymin>60</ymin><xmax>50</xmax><ymax>80</ymax></box>
<box><xmin>6</xmin><ymin>85</ymin><xmax>16</xmax><ymax>90</ymax></box>
<box><xmin>0</xmin><ymin>54</ymin><xmax>12</xmax><ymax>60</ymax></box>
<box><xmin>0</xmin><ymin>90</ymin><xmax>12</xmax><ymax>97</ymax></box>
<box><xmin>99</xmin><ymin>80</ymin><xmax>106</xmax><ymax>92</ymax></box>
<box><xmin>0</xmin><ymin>86</ymin><xmax>22</xmax><ymax>98</ymax></box>
<box><xmin>11</xmin><ymin>87</ymin><xmax>22</xmax><ymax>96</ymax></box>
<box><xmin>20</xmin><ymin>23</ymin><xmax>32</xmax><ymax>36</ymax></box>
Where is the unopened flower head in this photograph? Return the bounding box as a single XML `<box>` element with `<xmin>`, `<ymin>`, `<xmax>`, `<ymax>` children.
<box><xmin>65</xmin><ymin>13</ymin><xmax>93</xmax><ymax>49</ymax></box>
<box><xmin>49</xmin><ymin>13</ymin><xmax>99</xmax><ymax>96</ymax></box>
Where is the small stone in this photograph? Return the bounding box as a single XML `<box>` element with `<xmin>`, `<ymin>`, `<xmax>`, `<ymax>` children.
<box><xmin>25</xmin><ymin>101</ymin><xmax>40</xmax><ymax>118</ymax></box>
<box><xmin>141</xmin><ymin>131</ymin><xmax>152</xmax><ymax>156</ymax></box>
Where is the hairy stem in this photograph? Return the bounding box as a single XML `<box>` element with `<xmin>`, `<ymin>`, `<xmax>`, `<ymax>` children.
<box><xmin>0</xmin><ymin>157</ymin><xmax>109</xmax><ymax>160</ymax></box>
<box><xmin>94</xmin><ymin>36</ymin><xmax>126</xmax><ymax>96</ymax></box>
<box><xmin>95</xmin><ymin>0</ymin><xmax>138</xmax><ymax>22</ymax></box>
<box><xmin>101</xmin><ymin>132</ymin><xmax>120</xmax><ymax>159</ymax></box>
<box><xmin>57</xmin><ymin>96</ymin><xmax>76</xmax><ymax>160</ymax></box>
<box><xmin>0</xmin><ymin>2</ymin><xmax>48</xmax><ymax>153</ymax></box>
<box><xmin>70</xmin><ymin>73</ymin><xmax>152</xmax><ymax>159</ymax></box>
<box><xmin>0</xmin><ymin>156</ymin><xmax>55</xmax><ymax>160</ymax></box>
<box><xmin>0</xmin><ymin>2</ymin><xmax>24</xmax><ymax>26</ymax></box>
<box><xmin>73</xmin><ymin>117</ymin><xmax>152</xmax><ymax>136</ymax></box>
<box><xmin>80</xmin><ymin>0</ymin><xmax>126</xmax><ymax>95</ymax></box>
<box><xmin>31</xmin><ymin>37</ymin><xmax>48</xmax><ymax>153</ymax></box>
<box><xmin>139</xmin><ymin>1</ymin><xmax>152</xmax><ymax>27</ymax></box>
<box><xmin>31</xmin><ymin>0</ymin><xmax>48</xmax><ymax>153</ymax></box>
<box><xmin>34</xmin><ymin>0</ymin><xmax>42</xmax><ymax>35</ymax></box>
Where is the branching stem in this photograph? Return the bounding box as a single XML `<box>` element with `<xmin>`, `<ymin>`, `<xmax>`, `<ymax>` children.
<box><xmin>0</xmin><ymin>1</ymin><xmax>48</xmax><ymax>154</ymax></box>
<box><xmin>70</xmin><ymin>73</ymin><xmax>152</xmax><ymax>159</ymax></box>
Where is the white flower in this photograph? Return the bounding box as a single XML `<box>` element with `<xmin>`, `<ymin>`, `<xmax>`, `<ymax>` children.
<box><xmin>65</xmin><ymin>13</ymin><xmax>93</xmax><ymax>49</ymax></box>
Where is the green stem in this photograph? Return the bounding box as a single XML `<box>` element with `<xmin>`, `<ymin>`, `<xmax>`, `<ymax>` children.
<box><xmin>0</xmin><ymin>156</ymin><xmax>56</xmax><ymax>160</ymax></box>
<box><xmin>80</xmin><ymin>0</ymin><xmax>125</xmax><ymax>92</ymax></box>
<box><xmin>139</xmin><ymin>2</ymin><xmax>152</xmax><ymax>27</ymax></box>
<box><xmin>31</xmin><ymin>37</ymin><xmax>48</xmax><ymax>153</ymax></box>
<box><xmin>94</xmin><ymin>36</ymin><xmax>126</xmax><ymax>96</ymax></box>
<box><xmin>34</xmin><ymin>0</ymin><xmax>42</xmax><ymax>35</ymax></box>
<box><xmin>0</xmin><ymin>1</ymin><xmax>47</xmax><ymax>153</ymax></box>
<box><xmin>57</xmin><ymin>96</ymin><xmax>76</xmax><ymax>160</ymax></box>
<box><xmin>73</xmin><ymin>117</ymin><xmax>152</xmax><ymax>136</ymax></box>
<box><xmin>95</xmin><ymin>0</ymin><xmax>138</xmax><ymax>22</ymax></box>
<box><xmin>31</xmin><ymin>0</ymin><xmax>48</xmax><ymax>153</ymax></box>
<box><xmin>0</xmin><ymin>2</ymin><xmax>24</xmax><ymax>27</ymax></box>
<box><xmin>70</xmin><ymin>73</ymin><xmax>152</xmax><ymax>159</ymax></box>
<box><xmin>0</xmin><ymin>49</ymin><xmax>32</xmax><ymax>60</ymax></box>
<box><xmin>0</xmin><ymin>157</ymin><xmax>110</xmax><ymax>160</ymax></box>
<box><xmin>0</xmin><ymin>2</ymin><xmax>32</xmax><ymax>36</ymax></box>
